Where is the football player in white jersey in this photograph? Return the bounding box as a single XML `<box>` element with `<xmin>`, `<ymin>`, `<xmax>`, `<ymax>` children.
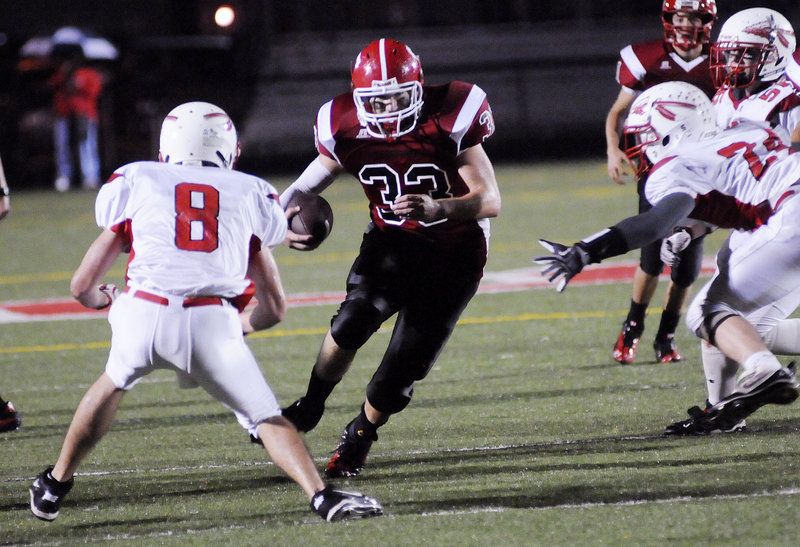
<box><xmin>28</xmin><ymin>102</ymin><xmax>383</xmax><ymax>523</ymax></box>
<box><xmin>536</xmin><ymin>82</ymin><xmax>800</xmax><ymax>435</ymax></box>
<box><xmin>659</xmin><ymin>8</ymin><xmax>800</xmax><ymax>434</ymax></box>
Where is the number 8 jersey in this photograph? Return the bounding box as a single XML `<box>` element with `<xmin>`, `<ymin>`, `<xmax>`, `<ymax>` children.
<box><xmin>315</xmin><ymin>81</ymin><xmax>495</xmax><ymax>243</ymax></box>
<box><xmin>96</xmin><ymin>161</ymin><xmax>286</xmax><ymax>297</ymax></box>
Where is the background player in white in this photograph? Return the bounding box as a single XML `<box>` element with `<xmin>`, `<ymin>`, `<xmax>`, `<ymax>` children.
<box><xmin>279</xmin><ymin>38</ymin><xmax>500</xmax><ymax>479</ymax></box>
<box><xmin>537</xmin><ymin>82</ymin><xmax>800</xmax><ymax>433</ymax></box>
<box><xmin>661</xmin><ymin>7</ymin><xmax>800</xmax><ymax>434</ymax></box>
<box><xmin>28</xmin><ymin>102</ymin><xmax>383</xmax><ymax>523</ymax></box>
<box><xmin>605</xmin><ymin>0</ymin><xmax>717</xmax><ymax>365</ymax></box>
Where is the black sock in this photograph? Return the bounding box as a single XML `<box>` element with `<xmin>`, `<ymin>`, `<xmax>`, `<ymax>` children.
<box><xmin>626</xmin><ymin>301</ymin><xmax>647</xmax><ymax>326</ymax></box>
<box><xmin>304</xmin><ymin>368</ymin><xmax>338</xmax><ymax>403</ymax></box>
<box><xmin>347</xmin><ymin>405</ymin><xmax>379</xmax><ymax>439</ymax></box>
<box><xmin>656</xmin><ymin>310</ymin><xmax>681</xmax><ymax>341</ymax></box>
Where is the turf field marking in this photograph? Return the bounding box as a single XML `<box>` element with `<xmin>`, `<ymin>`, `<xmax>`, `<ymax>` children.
<box><xmin>0</xmin><ymin>260</ymin><xmax>716</xmax><ymax>324</ymax></box>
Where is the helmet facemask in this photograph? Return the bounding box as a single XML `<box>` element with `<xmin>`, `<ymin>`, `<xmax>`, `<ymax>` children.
<box><xmin>353</xmin><ymin>79</ymin><xmax>423</xmax><ymax>138</ymax></box>
<box><xmin>662</xmin><ymin>1</ymin><xmax>717</xmax><ymax>51</ymax></box>
<box><xmin>711</xmin><ymin>43</ymin><xmax>769</xmax><ymax>88</ymax></box>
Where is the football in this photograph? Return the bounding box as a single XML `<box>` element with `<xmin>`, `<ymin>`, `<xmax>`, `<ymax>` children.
<box><xmin>286</xmin><ymin>191</ymin><xmax>334</xmax><ymax>251</ymax></box>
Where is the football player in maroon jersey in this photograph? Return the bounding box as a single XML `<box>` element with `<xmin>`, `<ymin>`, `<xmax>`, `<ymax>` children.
<box><xmin>604</xmin><ymin>0</ymin><xmax>717</xmax><ymax>365</ymax></box>
<box><xmin>278</xmin><ymin>38</ymin><xmax>500</xmax><ymax>478</ymax></box>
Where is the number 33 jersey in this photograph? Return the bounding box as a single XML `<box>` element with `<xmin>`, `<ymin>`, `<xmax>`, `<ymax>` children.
<box><xmin>95</xmin><ymin>162</ymin><xmax>286</xmax><ymax>297</ymax></box>
<box><xmin>315</xmin><ymin>81</ymin><xmax>495</xmax><ymax>243</ymax></box>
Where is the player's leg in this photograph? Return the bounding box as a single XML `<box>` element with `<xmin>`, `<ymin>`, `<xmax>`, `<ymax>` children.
<box><xmin>614</xmin><ymin>192</ymin><xmax>662</xmax><ymax>364</ymax></box>
<box><xmin>30</xmin><ymin>373</ymin><xmax>125</xmax><ymax>521</ymax></box>
<box><xmin>654</xmin><ymin>234</ymin><xmax>704</xmax><ymax>363</ymax></box>
<box><xmin>31</xmin><ymin>293</ymin><xmax>155</xmax><ymax>520</ymax></box>
<box><xmin>190</xmin><ymin>305</ymin><xmax>383</xmax><ymax>521</ymax></box>
<box><xmin>326</xmin><ymin>238</ymin><xmax>483</xmax><ymax>478</ymax></box>
<box><xmin>284</xmin><ymin>227</ymin><xmax>399</xmax><ymax>432</ymax></box>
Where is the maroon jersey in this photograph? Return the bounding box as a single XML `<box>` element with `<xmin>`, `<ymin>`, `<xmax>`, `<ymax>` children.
<box><xmin>616</xmin><ymin>39</ymin><xmax>715</xmax><ymax>98</ymax></box>
<box><xmin>314</xmin><ymin>81</ymin><xmax>495</xmax><ymax>244</ymax></box>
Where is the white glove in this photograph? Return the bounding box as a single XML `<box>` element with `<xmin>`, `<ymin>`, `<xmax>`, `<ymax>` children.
<box><xmin>660</xmin><ymin>228</ymin><xmax>692</xmax><ymax>268</ymax></box>
<box><xmin>98</xmin><ymin>283</ymin><xmax>120</xmax><ymax>309</ymax></box>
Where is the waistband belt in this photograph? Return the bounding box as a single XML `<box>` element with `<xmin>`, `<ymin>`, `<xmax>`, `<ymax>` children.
<box><xmin>124</xmin><ymin>288</ymin><xmax>224</xmax><ymax>308</ymax></box>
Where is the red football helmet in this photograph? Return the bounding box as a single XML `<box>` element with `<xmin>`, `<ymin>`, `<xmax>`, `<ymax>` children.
<box><xmin>351</xmin><ymin>38</ymin><xmax>424</xmax><ymax>138</ymax></box>
<box><xmin>662</xmin><ymin>0</ymin><xmax>717</xmax><ymax>51</ymax></box>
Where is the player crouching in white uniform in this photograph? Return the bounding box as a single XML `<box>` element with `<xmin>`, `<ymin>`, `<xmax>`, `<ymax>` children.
<box><xmin>661</xmin><ymin>8</ymin><xmax>800</xmax><ymax>434</ymax></box>
<box><xmin>29</xmin><ymin>102</ymin><xmax>382</xmax><ymax>523</ymax></box>
<box><xmin>535</xmin><ymin>82</ymin><xmax>800</xmax><ymax>436</ymax></box>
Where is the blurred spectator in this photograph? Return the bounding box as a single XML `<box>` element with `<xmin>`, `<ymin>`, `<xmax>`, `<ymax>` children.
<box><xmin>48</xmin><ymin>50</ymin><xmax>103</xmax><ymax>191</ymax></box>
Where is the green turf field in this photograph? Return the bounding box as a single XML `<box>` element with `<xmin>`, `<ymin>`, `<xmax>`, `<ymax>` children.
<box><xmin>1</xmin><ymin>160</ymin><xmax>799</xmax><ymax>545</ymax></box>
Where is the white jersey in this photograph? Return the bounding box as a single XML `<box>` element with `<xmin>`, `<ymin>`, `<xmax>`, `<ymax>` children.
<box><xmin>712</xmin><ymin>78</ymin><xmax>800</xmax><ymax>141</ymax></box>
<box><xmin>645</xmin><ymin>122</ymin><xmax>800</xmax><ymax>230</ymax></box>
<box><xmin>96</xmin><ymin>161</ymin><xmax>286</xmax><ymax>298</ymax></box>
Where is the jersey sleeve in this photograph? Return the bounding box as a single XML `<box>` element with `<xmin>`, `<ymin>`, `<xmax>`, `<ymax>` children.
<box><xmin>449</xmin><ymin>83</ymin><xmax>495</xmax><ymax>154</ymax></box>
<box><xmin>314</xmin><ymin>100</ymin><xmax>341</xmax><ymax>164</ymax></box>
<box><xmin>254</xmin><ymin>179</ymin><xmax>288</xmax><ymax>249</ymax></box>
<box><xmin>643</xmin><ymin>158</ymin><xmax>701</xmax><ymax>205</ymax></box>
<box><xmin>95</xmin><ymin>167</ymin><xmax>132</xmax><ymax>231</ymax></box>
<box><xmin>616</xmin><ymin>45</ymin><xmax>646</xmax><ymax>92</ymax></box>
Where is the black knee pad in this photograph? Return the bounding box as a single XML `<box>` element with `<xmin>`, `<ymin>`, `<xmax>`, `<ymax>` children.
<box><xmin>329</xmin><ymin>299</ymin><xmax>383</xmax><ymax>350</ymax></box>
<box><xmin>670</xmin><ymin>236</ymin><xmax>704</xmax><ymax>286</ymax></box>
<box><xmin>367</xmin><ymin>381</ymin><xmax>414</xmax><ymax>414</ymax></box>
<box><xmin>640</xmin><ymin>239</ymin><xmax>665</xmax><ymax>277</ymax></box>
<box><xmin>698</xmin><ymin>311</ymin><xmax>739</xmax><ymax>345</ymax></box>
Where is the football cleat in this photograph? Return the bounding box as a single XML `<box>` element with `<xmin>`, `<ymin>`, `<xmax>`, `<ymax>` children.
<box><xmin>325</xmin><ymin>421</ymin><xmax>378</xmax><ymax>478</ymax></box>
<box><xmin>664</xmin><ymin>402</ymin><xmax>746</xmax><ymax>436</ymax></box>
<box><xmin>0</xmin><ymin>401</ymin><xmax>21</xmax><ymax>432</ymax></box>
<box><xmin>709</xmin><ymin>362</ymin><xmax>799</xmax><ymax>427</ymax></box>
<box><xmin>282</xmin><ymin>397</ymin><xmax>325</xmax><ymax>433</ymax></box>
<box><xmin>311</xmin><ymin>484</ymin><xmax>383</xmax><ymax>522</ymax></box>
<box><xmin>29</xmin><ymin>466</ymin><xmax>73</xmax><ymax>521</ymax></box>
<box><xmin>653</xmin><ymin>336</ymin><xmax>683</xmax><ymax>363</ymax></box>
<box><xmin>613</xmin><ymin>320</ymin><xmax>643</xmax><ymax>364</ymax></box>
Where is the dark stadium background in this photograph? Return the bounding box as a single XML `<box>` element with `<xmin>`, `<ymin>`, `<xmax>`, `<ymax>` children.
<box><xmin>0</xmin><ymin>0</ymin><xmax>797</xmax><ymax>187</ymax></box>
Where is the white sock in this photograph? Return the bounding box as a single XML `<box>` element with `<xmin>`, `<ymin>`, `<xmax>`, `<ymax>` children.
<box><xmin>741</xmin><ymin>350</ymin><xmax>781</xmax><ymax>373</ymax></box>
<box><xmin>701</xmin><ymin>342</ymin><xmax>738</xmax><ymax>405</ymax></box>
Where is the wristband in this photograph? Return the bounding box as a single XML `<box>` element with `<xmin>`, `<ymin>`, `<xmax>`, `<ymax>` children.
<box><xmin>579</xmin><ymin>226</ymin><xmax>629</xmax><ymax>263</ymax></box>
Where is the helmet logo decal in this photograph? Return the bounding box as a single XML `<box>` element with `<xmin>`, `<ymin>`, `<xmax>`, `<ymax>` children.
<box><xmin>653</xmin><ymin>100</ymin><xmax>695</xmax><ymax>121</ymax></box>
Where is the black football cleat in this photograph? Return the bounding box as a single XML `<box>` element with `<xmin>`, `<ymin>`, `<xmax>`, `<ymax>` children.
<box><xmin>311</xmin><ymin>484</ymin><xmax>383</xmax><ymax>522</ymax></box>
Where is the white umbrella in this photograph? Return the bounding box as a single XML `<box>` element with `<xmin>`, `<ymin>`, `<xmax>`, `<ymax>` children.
<box><xmin>20</xmin><ymin>27</ymin><xmax>118</xmax><ymax>60</ymax></box>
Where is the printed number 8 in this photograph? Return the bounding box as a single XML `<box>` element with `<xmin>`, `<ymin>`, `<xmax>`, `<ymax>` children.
<box><xmin>175</xmin><ymin>182</ymin><xmax>219</xmax><ymax>252</ymax></box>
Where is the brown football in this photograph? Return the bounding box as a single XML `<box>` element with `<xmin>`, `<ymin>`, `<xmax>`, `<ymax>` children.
<box><xmin>286</xmin><ymin>192</ymin><xmax>334</xmax><ymax>251</ymax></box>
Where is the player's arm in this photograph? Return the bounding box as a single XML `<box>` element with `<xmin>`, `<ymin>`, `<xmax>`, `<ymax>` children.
<box><xmin>605</xmin><ymin>88</ymin><xmax>637</xmax><ymax>184</ymax></box>
<box><xmin>280</xmin><ymin>155</ymin><xmax>343</xmax><ymax>249</ymax></box>
<box><xmin>535</xmin><ymin>192</ymin><xmax>695</xmax><ymax>291</ymax></box>
<box><xmin>70</xmin><ymin>228</ymin><xmax>126</xmax><ymax>309</ymax></box>
<box><xmin>391</xmin><ymin>143</ymin><xmax>501</xmax><ymax>222</ymax></box>
<box><xmin>240</xmin><ymin>246</ymin><xmax>287</xmax><ymax>334</ymax></box>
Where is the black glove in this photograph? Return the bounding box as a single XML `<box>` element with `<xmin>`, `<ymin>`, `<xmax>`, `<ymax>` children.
<box><xmin>533</xmin><ymin>239</ymin><xmax>591</xmax><ymax>292</ymax></box>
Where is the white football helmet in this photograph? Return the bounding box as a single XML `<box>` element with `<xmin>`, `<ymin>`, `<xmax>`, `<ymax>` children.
<box><xmin>711</xmin><ymin>8</ymin><xmax>796</xmax><ymax>88</ymax></box>
<box><xmin>623</xmin><ymin>82</ymin><xmax>717</xmax><ymax>176</ymax></box>
<box><xmin>159</xmin><ymin>102</ymin><xmax>240</xmax><ymax>169</ymax></box>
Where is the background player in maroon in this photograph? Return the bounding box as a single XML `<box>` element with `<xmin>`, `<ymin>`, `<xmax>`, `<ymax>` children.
<box><xmin>604</xmin><ymin>0</ymin><xmax>717</xmax><ymax>364</ymax></box>
<box><xmin>279</xmin><ymin>38</ymin><xmax>501</xmax><ymax>478</ymax></box>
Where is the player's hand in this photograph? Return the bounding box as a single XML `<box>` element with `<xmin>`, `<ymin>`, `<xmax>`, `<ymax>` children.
<box><xmin>660</xmin><ymin>228</ymin><xmax>692</xmax><ymax>268</ymax></box>
<box><xmin>607</xmin><ymin>147</ymin><xmax>634</xmax><ymax>185</ymax></box>
<box><xmin>533</xmin><ymin>239</ymin><xmax>591</xmax><ymax>292</ymax></box>
<box><xmin>97</xmin><ymin>283</ymin><xmax>119</xmax><ymax>309</ymax></box>
<box><xmin>282</xmin><ymin>205</ymin><xmax>315</xmax><ymax>250</ymax></box>
<box><xmin>391</xmin><ymin>194</ymin><xmax>444</xmax><ymax>223</ymax></box>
